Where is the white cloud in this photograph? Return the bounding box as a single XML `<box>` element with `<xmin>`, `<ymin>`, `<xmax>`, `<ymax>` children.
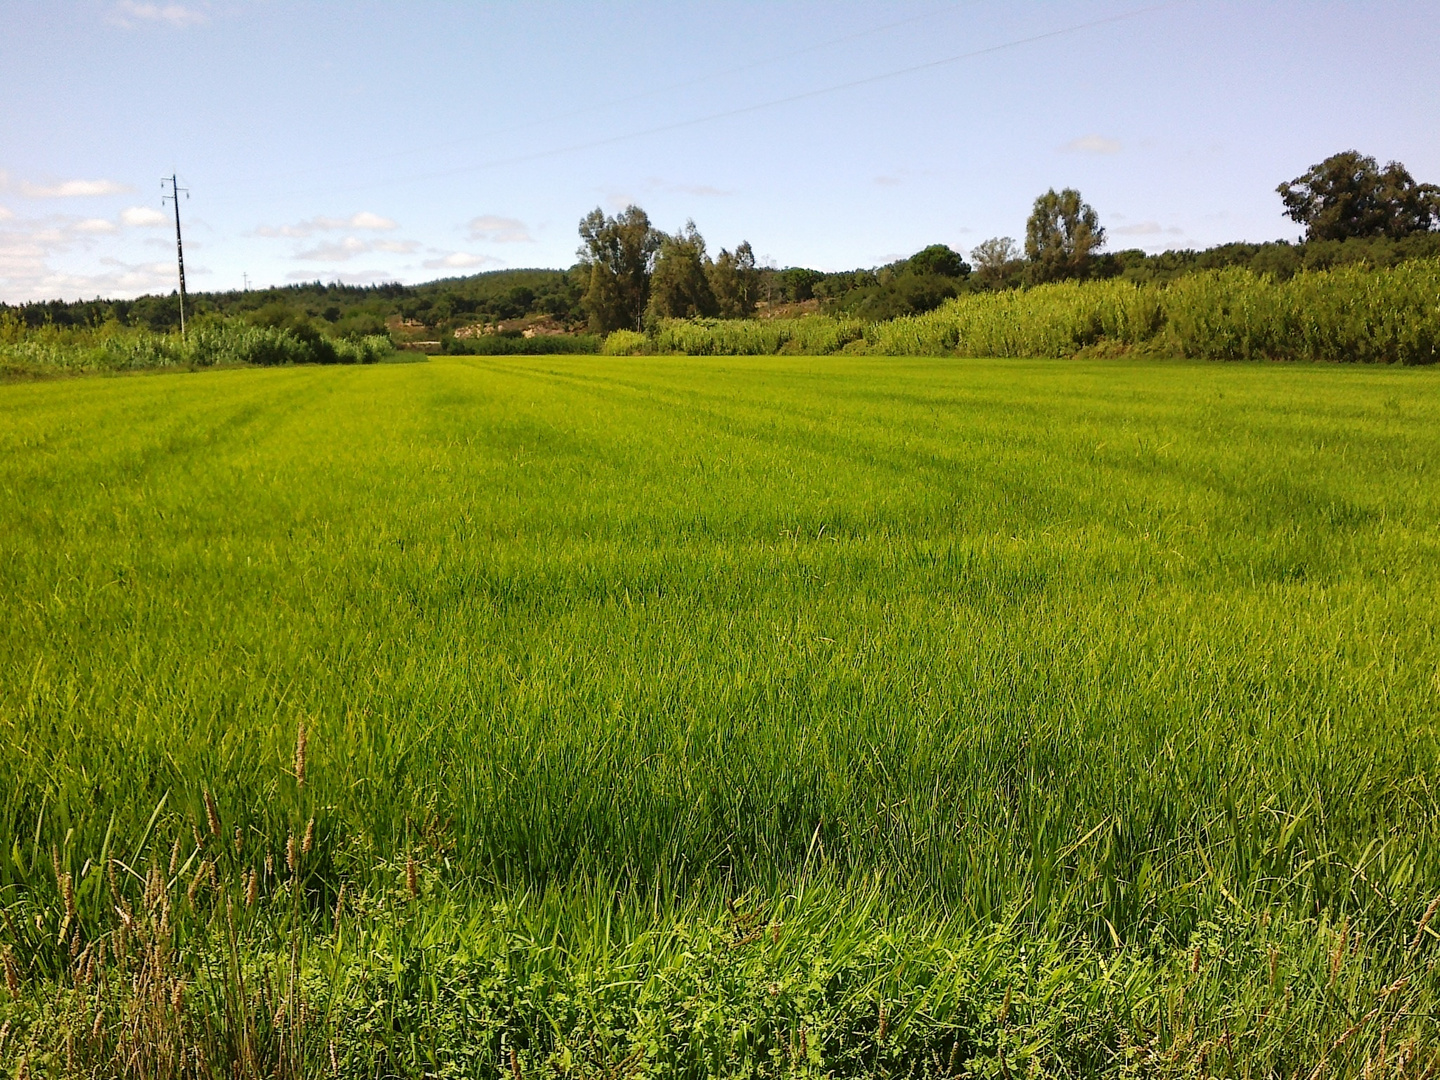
<box><xmin>348</xmin><ymin>211</ymin><xmax>396</xmax><ymax>230</ymax></box>
<box><xmin>255</xmin><ymin>211</ymin><xmax>397</xmax><ymax>238</ymax></box>
<box><xmin>1060</xmin><ymin>134</ymin><xmax>1123</xmax><ymax>155</ymax></box>
<box><xmin>295</xmin><ymin>237</ymin><xmax>371</xmax><ymax>262</ymax></box>
<box><xmin>467</xmin><ymin>215</ymin><xmax>533</xmax><ymax>243</ymax></box>
<box><xmin>0</xmin><ymin>206</ymin><xmax>13</xmax><ymax>222</ymax></box>
<box><xmin>20</xmin><ymin>178</ymin><xmax>133</xmax><ymax>198</ymax></box>
<box><xmin>422</xmin><ymin>252</ymin><xmax>499</xmax><ymax>270</ymax></box>
<box><xmin>111</xmin><ymin>1</ymin><xmax>207</xmax><ymax>27</ymax></box>
<box><xmin>121</xmin><ymin>206</ymin><xmax>168</xmax><ymax>227</ymax></box>
<box><xmin>873</xmin><ymin>175</ymin><xmax>902</xmax><ymax>187</ymax></box>
<box><xmin>293</xmin><ymin>235</ymin><xmax>419</xmax><ymax>262</ymax></box>
<box><xmin>75</xmin><ymin>218</ymin><xmax>119</xmax><ymax>234</ymax></box>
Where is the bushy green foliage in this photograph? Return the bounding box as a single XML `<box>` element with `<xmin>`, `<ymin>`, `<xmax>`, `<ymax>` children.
<box><xmin>643</xmin><ymin>260</ymin><xmax>1440</xmax><ymax>364</ymax></box>
<box><xmin>0</xmin><ymin>315</ymin><xmax>391</xmax><ymax>378</ymax></box>
<box><xmin>1279</xmin><ymin>150</ymin><xmax>1440</xmax><ymax>241</ymax></box>
<box><xmin>872</xmin><ymin>261</ymin><xmax>1440</xmax><ymax>363</ymax></box>
<box><xmin>648</xmin><ymin>220</ymin><xmax>719</xmax><ymax>321</ymax></box>
<box><xmin>600</xmin><ymin>328</ymin><xmax>648</xmax><ymax>355</ymax></box>
<box><xmin>4</xmin><ymin>355</ymin><xmax>1440</xmax><ymax>1074</ymax></box>
<box><xmin>649</xmin><ymin>315</ymin><xmax>866</xmax><ymax>355</ymax></box>
<box><xmin>443</xmin><ymin>333</ymin><xmax>601</xmax><ymax>355</ymax></box>
<box><xmin>1024</xmin><ymin>188</ymin><xmax>1106</xmax><ymax>283</ymax></box>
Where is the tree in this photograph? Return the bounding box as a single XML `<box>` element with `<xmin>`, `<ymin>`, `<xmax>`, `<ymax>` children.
<box><xmin>709</xmin><ymin>241</ymin><xmax>760</xmax><ymax>318</ymax></box>
<box><xmin>1277</xmin><ymin>151</ymin><xmax>1440</xmax><ymax>241</ymax></box>
<box><xmin>1024</xmin><ymin>189</ymin><xmax>1105</xmax><ymax>282</ymax></box>
<box><xmin>577</xmin><ymin>205</ymin><xmax>662</xmax><ymax>333</ymax></box>
<box><xmin>907</xmin><ymin>244</ymin><xmax>970</xmax><ymax>279</ymax></box>
<box><xmin>969</xmin><ymin>236</ymin><xmax>1022</xmax><ymax>288</ymax></box>
<box><xmin>647</xmin><ymin>221</ymin><xmax>719</xmax><ymax>320</ymax></box>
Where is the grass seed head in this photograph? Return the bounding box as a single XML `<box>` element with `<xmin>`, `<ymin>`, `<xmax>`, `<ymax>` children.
<box><xmin>3</xmin><ymin>946</ymin><xmax>19</xmax><ymax>998</ymax></box>
<box><xmin>406</xmin><ymin>857</ymin><xmax>418</xmax><ymax>898</ymax></box>
<box><xmin>1411</xmin><ymin>893</ymin><xmax>1440</xmax><ymax>954</ymax></box>
<box><xmin>295</xmin><ymin>721</ymin><xmax>308</xmax><ymax>787</ymax></box>
<box><xmin>286</xmin><ymin>834</ymin><xmax>297</xmax><ymax>874</ymax></box>
<box><xmin>203</xmin><ymin>790</ymin><xmax>221</xmax><ymax>839</ymax></box>
<box><xmin>303</xmin><ymin>817</ymin><xmax>315</xmax><ymax>855</ymax></box>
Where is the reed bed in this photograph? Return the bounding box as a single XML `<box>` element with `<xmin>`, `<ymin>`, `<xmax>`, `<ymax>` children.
<box><xmin>0</xmin><ymin>315</ymin><xmax>391</xmax><ymax>378</ymax></box>
<box><xmin>627</xmin><ymin>260</ymin><xmax>1440</xmax><ymax>364</ymax></box>
<box><xmin>2</xmin><ymin>354</ymin><xmax>1439</xmax><ymax>1075</ymax></box>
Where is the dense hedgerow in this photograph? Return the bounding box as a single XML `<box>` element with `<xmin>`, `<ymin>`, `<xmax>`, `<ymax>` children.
<box><xmin>0</xmin><ymin>315</ymin><xmax>393</xmax><ymax>378</ymax></box>
<box><xmin>622</xmin><ymin>260</ymin><xmax>1440</xmax><ymax>364</ymax></box>
<box><xmin>443</xmin><ymin>333</ymin><xmax>602</xmax><ymax>355</ymax></box>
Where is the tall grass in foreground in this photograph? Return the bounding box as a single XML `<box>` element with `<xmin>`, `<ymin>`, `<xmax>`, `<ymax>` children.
<box><xmin>0</xmin><ymin>314</ymin><xmax>392</xmax><ymax>378</ymax></box>
<box><xmin>2</xmin><ymin>356</ymin><xmax>1440</xmax><ymax>1074</ymax></box>
<box><xmin>625</xmin><ymin>260</ymin><xmax>1440</xmax><ymax>364</ymax></box>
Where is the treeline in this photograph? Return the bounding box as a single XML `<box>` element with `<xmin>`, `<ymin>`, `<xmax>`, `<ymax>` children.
<box><xmin>577</xmin><ymin>149</ymin><xmax>1440</xmax><ymax>328</ymax></box>
<box><xmin>5</xmin><ymin>149</ymin><xmax>1437</xmax><ymax>347</ymax></box>
<box><xmin>606</xmin><ymin>259</ymin><xmax>1440</xmax><ymax>366</ymax></box>
<box><xmin>1</xmin><ymin>270</ymin><xmax>585</xmax><ymax>339</ymax></box>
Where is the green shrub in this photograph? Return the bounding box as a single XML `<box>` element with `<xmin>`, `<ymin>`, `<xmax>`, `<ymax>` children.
<box><xmin>874</xmin><ymin>260</ymin><xmax>1440</xmax><ymax>363</ymax></box>
<box><xmin>0</xmin><ymin>319</ymin><xmax>393</xmax><ymax>378</ymax></box>
<box><xmin>649</xmin><ymin>315</ymin><xmax>866</xmax><ymax>355</ymax></box>
<box><xmin>619</xmin><ymin>261</ymin><xmax>1440</xmax><ymax>364</ymax></box>
<box><xmin>601</xmin><ymin>329</ymin><xmax>648</xmax><ymax>355</ymax></box>
<box><xmin>444</xmin><ymin>334</ymin><xmax>601</xmax><ymax>355</ymax></box>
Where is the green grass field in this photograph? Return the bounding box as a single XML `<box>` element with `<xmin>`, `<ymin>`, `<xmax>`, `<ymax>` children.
<box><xmin>2</xmin><ymin>355</ymin><xmax>1439</xmax><ymax>1077</ymax></box>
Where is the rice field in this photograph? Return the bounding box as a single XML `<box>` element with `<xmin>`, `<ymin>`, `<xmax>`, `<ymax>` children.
<box><xmin>2</xmin><ymin>354</ymin><xmax>1439</xmax><ymax>1077</ymax></box>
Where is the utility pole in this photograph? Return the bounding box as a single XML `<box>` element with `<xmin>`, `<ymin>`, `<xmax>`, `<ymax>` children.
<box><xmin>161</xmin><ymin>175</ymin><xmax>189</xmax><ymax>336</ymax></box>
<box><xmin>242</xmin><ymin>272</ymin><xmax>249</xmax><ymax>292</ymax></box>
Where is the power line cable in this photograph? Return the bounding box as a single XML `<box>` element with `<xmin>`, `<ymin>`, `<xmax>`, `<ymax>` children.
<box><xmin>229</xmin><ymin>1</ymin><xmax>1181</xmax><ymax>207</ymax></box>
<box><xmin>215</xmin><ymin>2</ymin><xmax>978</xmax><ymax>193</ymax></box>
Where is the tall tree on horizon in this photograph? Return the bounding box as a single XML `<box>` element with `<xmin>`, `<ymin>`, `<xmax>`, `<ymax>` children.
<box><xmin>647</xmin><ymin>221</ymin><xmax>719</xmax><ymax>321</ymax></box>
<box><xmin>577</xmin><ymin>206</ymin><xmax>662</xmax><ymax>333</ymax></box>
<box><xmin>709</xmin><ymin>240</ymin><xmax>760</xmax><ymax>319</ymax></box>
<box><xmin>1277</xmin><ymin>151</ymin><xmax>1440</xmax><ymax>241</ymax></box>
<box><xmin>1024</xmin><ymin>189</ymin><xmax>1105</xmax><ymax>283</ymax></box>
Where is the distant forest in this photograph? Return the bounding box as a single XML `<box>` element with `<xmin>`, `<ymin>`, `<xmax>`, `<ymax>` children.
<box><xmin>5</xmin><ymin>150</ymin><xmax>1437</xmax><ymax>346</ymax></box>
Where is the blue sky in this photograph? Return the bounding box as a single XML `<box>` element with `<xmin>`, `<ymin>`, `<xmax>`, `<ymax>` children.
<box><xmin>2</xmin><ymin>0</ymin><xmax>1436</xmax><ymax>302</ymax></box>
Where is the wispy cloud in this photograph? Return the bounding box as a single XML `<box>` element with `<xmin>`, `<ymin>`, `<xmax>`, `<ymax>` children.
<box><xmin>467</xmin><ymin>215</ymin><xmax>533</xmax><ymax>243</ymax></box>
<box><xmin>422</xmin><ymin>252</ymin><xmax>500</xmax><ymax>270</ymax></box>
<box><xmin>121</xmin><ymin>206</ymin><xmax>168</xmax><ymax>227</ymax></box>
<box><xmin>0</xmin><ymin>206</ymin><xmax>13</xmax><ymax>222</ymax></box>
<box><xmin>20</xmin><ymin>178</ymin><xmax>133</xmax><ymax>198</ymax></box>
<box><xmin>873</xmin><ymin>175</ymin><xmax>903</xmax><ymax>187</ymax></box>
<box><xmin>255</xmin><ymin>211</ymin><xmax>398</xmax><ymax>239</ymax></box>
<box><xmin>294</xmin><ymin>235</ymin><xmax>419</xmax><ymax>263</ymax></box>
<box><xmin>1060</xmin><ymin>134</ymin><xmax>1123</xmax><ymax>155</ymax></box>
<box><xmin>111</xmin><ymin>1</ymin><xmax>207</xmax><ymax>28</ymax></box>
<box><xmin>0</xmin><ymin>212</ymin><xmax>188</xmax><ymax>301</ymax></box>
